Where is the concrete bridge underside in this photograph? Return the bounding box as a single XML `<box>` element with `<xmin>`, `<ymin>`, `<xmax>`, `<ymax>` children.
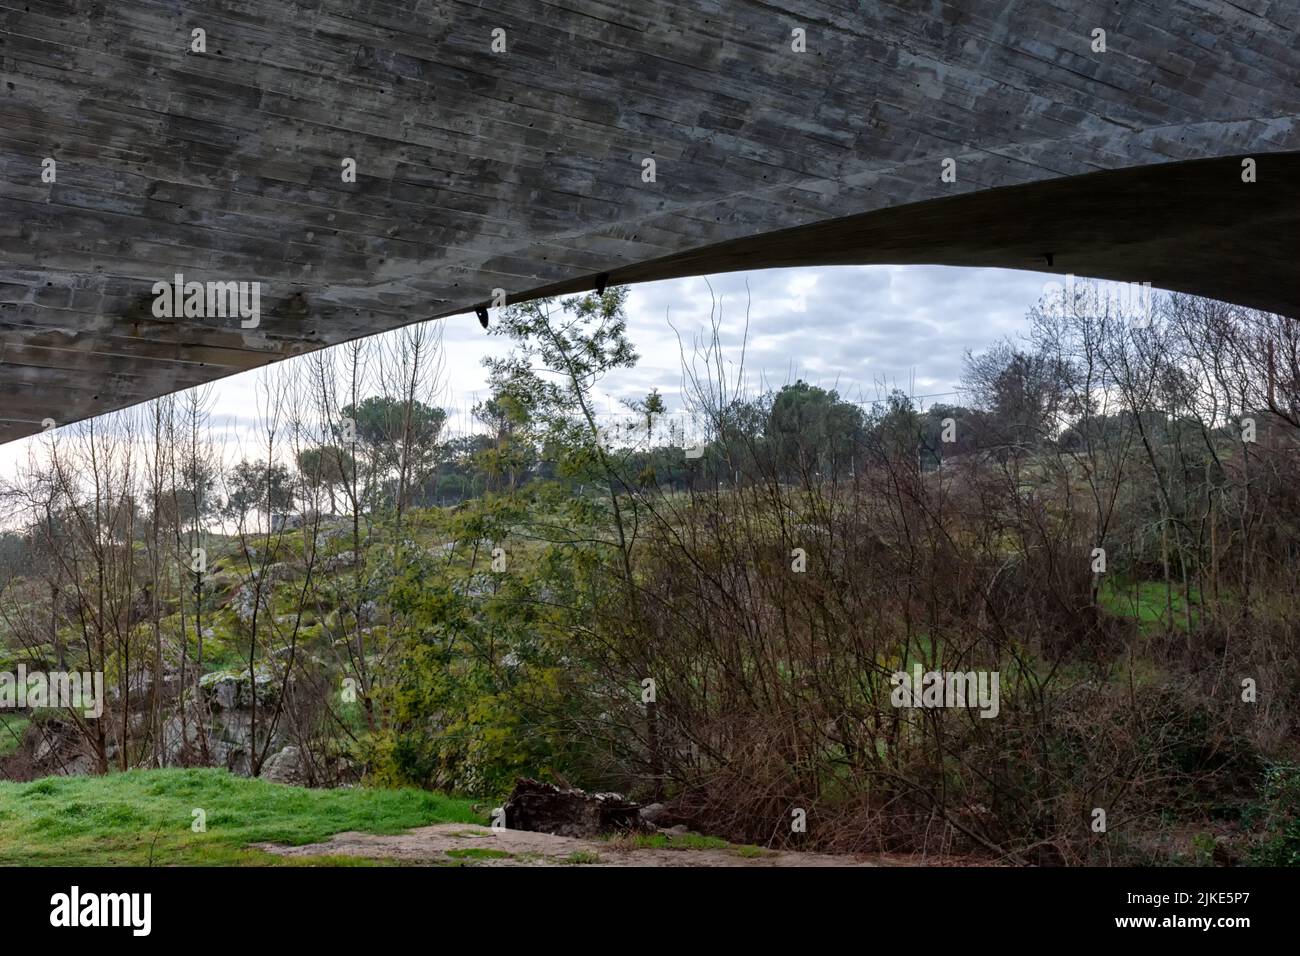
<box><xmin>0</xmin><ymin>0</ymin><xmax>1297</xmax><ymax>443</ymax></box>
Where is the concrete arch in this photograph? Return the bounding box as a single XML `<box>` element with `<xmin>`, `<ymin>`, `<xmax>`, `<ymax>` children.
<box><xmin>476</xmin><ymin>153</ymin><xmax>1300</xmax><ymax>319</ymax></box>
<box><xmin>1</xmin><ymin>0</ymin><xmax>1297</xmax><ymax>442</ymax></box>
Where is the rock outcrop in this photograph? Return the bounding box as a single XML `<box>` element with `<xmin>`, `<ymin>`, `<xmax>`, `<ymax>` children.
<box><xmin>502</xmin><ymin>777</ymin><xmax>647</xmax><ymax>837</ymax></box>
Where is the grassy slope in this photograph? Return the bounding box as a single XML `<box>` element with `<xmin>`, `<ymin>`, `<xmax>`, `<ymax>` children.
<box><xmin>0</xmin><ymin>768</ymin><xmax>481</xmax><ymax>866</ymax></box>
<box><xmin>1097</xmin><ymin>579</ymin><xmax>1201</xmax><ymax>634</ymax></box>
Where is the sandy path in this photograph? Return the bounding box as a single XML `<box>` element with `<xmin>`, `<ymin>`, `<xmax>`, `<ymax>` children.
<box><xmin>256</xmin><ymin>824</ymin><xmax>898</xmax><ymax>867</ymax></box>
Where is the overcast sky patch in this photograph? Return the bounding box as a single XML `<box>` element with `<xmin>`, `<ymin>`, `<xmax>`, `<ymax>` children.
<box><xmin>0</xmin><ymin>264</ymin><xmax>1059</xmax><ymax>476</ymax></box>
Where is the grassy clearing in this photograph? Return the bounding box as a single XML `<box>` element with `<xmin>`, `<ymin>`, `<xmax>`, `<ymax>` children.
<box><xmin>0</xmin><ymin>767</ymin><xmax>481</xmax><ymax>866</ymax></box>
<box><xmin>1098</xmin><ymin>579</ymin><xmax>1201</xmax><ymax>634</ymax></box>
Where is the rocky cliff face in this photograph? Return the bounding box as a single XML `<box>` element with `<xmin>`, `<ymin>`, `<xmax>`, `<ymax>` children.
<box><xmin>11</xmin><ymin>667</ymin><xmax>295</xmax><ymax>782</ymax></box>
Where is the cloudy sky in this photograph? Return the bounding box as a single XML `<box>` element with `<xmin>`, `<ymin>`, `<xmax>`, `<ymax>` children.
<box><xmin>424</xmin><ymin>263</ymin><xmax>1055</xmax><ymax>429</ymax></box>
<box><xmin>0</xmin><ymin>264</ymin><xmax>1057</xmax><ymax>475</ymax></box>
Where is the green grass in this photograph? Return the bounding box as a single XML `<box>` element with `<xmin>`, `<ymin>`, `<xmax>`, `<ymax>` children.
<box><xmin>617</xmin><ymin>832</ymin><xmax>766</xmax><ymax>857</ymax></box>
<box><xmin>0</xmin><ymin>716</ymin><xmax>29</xmax><ymax>758</ymax></box>
<box><xmin>627</xmin><ymin>832</ymin><xmax>731</xmax><ymax>851</ymax></box>
<box><xmin>1098</xmin><ymin>579</ymin><xmax>1201</xmax><ymax>634</ymax></box>
<box><xmin>608</xmin><ymin>832</ymin><xmax>769</xmax><ymax>858</ymax></box>
<box><xmin>563</xmin><ymin>850</ymin><xmax>601</xmax><ymax>864</ymax></box>
<box><xmin>445</xmin><ymin>847</ymin><xmax>513</xmax><ymax>861</ymax></box>
<box><xmin>0</xmin><ymin>767</ymin><xmax>481</xmax><ymax>866</ymax></box>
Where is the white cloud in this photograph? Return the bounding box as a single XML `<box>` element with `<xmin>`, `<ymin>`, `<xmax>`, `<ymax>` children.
<box><xmin>0</xmin><ymin>264</ymin><xmax>1058</xmax><ymax>477</ymax></box>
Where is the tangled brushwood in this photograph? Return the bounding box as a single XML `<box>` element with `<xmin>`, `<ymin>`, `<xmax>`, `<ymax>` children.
<box><xmin>2</xmin><ymin>285</ymin><xmax>1298</xmax><ymax>866</ymax></box>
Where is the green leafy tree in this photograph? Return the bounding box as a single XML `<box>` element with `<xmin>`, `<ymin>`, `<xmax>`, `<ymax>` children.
<box><xmin>472</xmin><ymin>390</ymin><xmax>535</xmax><ymax>491</ymax></box>
<box><xmin>222</xmin><ymin>460</ymin><xmax>294</xmax><ymax>525</ymax></box>
<box><xmin>483</xmin><ymin>287</ymin><xmax>639</xmax><ymax>582</ymax></box>
<box><xmin>768</xmin><ymin>380</ymin><xmax>866</xmax><ymax>479</ymax></box>
<box><xmin>370</xmin><ymin>289</ymin><xmax>643</xmax><ymax>794</ymax></box>
<box><xmin>296</xmin><ymin>444</ymin><xmax>354</xmax><ymax>514</ymax></box>
<box><xmin>337</xmin><ymin>396</ymin><xmax>447</xmax><ymax>511</ymax></box>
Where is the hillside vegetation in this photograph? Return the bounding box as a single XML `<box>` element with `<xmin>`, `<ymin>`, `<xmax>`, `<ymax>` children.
<box><xmin>2</xmin><ymin>284</ymin><xmax>1299</xmax><ymax>866</ymax></box>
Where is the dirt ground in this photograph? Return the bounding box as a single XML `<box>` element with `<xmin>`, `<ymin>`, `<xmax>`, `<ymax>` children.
<box><xmin>256</xmin><ymin>823</ymin><xmax>905</xmax><ymax>867</ymax></box>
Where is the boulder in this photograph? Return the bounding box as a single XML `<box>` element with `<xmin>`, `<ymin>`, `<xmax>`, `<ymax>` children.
<box><xmin>321</xmin><ymin>550</ymin><xmax>358</xmax><ymax>573</ymax></box>
<box><xmin>638</xmin><ymin>802</ymin><xmax>675</xmax><ymax>827</ymax></box>
<box><xmin>502</xmin><ymin>777</ymin><xmax>647</xmax><ymax>837</ymax></box>
<box><xmin>262</xmin><ymin>745</ymin><xmax>306</xmax><ymax>785</ymax></box>
<box><xmin>198</xmin><ymin>667</ymin><xmax>278</xmax><ymax>711</ymax></box>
